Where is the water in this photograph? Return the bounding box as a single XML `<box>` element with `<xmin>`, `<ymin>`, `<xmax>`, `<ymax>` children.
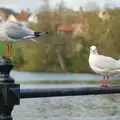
<box><xmin>13</xmin><ymin>96</ymin><xmax>120</xmax><ymax>120</ymax></box>
<box><xmin>10</xmin><ymin>71</ymin><xmax>100</xmax><ymax>81</ymax></box>
<box><xmin>11</xmin><ymin>84</ymin><xmax>120</xmax><ymax>120</ymax></box>
<box><xmin>8</xmin><ymin>71</ymin><xmax>120</xmax><ymax>120</ymax></box>
<box><xmin>10</xmin><ymin>71</ymin><xmax>120</xmax><ymax>82</ymax></box>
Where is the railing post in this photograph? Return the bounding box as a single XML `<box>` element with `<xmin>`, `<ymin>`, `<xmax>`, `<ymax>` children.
<box><xmin>0</xmin><ymin>57</ymin><xmax>20</xmax><ymax>120</ymax></box>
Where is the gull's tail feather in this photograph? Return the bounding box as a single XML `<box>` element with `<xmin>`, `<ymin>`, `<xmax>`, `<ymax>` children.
<box><xmin>30</xmin><ymin>32</ymin><xmax>48</xmax><ymax>44</ymax></box>
<box><xmin>23</xmin><ymin>32</ymin><xmax>48</xmax><ymax>40</ymax></box>
<box><xmin>34</xmin><ymin>32</ymin><xmax>48</xmax><ymax>37</ymax></box>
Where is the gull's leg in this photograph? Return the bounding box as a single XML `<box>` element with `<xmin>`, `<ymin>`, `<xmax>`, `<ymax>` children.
<box><xmin>106</xmin><ymin>76</ymin><xmax>111</xmax><ymax>87</ymax></box>
<box><xmin>10</xmin><ymin>44</ymin><xmax>12</xmax><ymax>58</ymax></box>
<box><xmin>5</xmin><ymin>43</ymin><xmax>12</xmax><ymax>59</ymax></box>
<box><xmin>103</xmin><ymin>76</ymin><xmax>111</xmax><ymax>87</ymax></box>
<box><xmin>8</xmin><ymin>43</ymin><xmax>12</xmax><ymax>59</ymax></box>
<box><xmin>4</xmin><ymin>43</ymin><xmax>9</xmax><ymax>58</ymax></box>
<box><xmin>100</xmin><ymin>76</ymin><xmax>110</xmax><ymax>87</ymax></box>
<box><xmin>100</xmin><ymin>76</ymin><xmax>106</xmax><ymax>87</ymax></box>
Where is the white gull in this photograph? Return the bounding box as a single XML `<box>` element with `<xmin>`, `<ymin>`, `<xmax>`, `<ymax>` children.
<box><xmin>89</xmin><ymin>45</ymin><xmax>120</xmax><ymax>87</ymax></box>
<box><xmin>0</xmin><ymin>15</ymin><xmax>48</xmax><ymax>58</ymax></box>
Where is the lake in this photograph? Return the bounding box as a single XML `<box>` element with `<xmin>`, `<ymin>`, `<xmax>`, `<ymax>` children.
<box><xmin>10</xmin><ymin>71</ymin><xmax>120</xmax><ymax>82</ymax></box>
<box><xmin>8</xmin><ymin>71</ymin><xmax>120</xmax><ymax>120</ymax></box>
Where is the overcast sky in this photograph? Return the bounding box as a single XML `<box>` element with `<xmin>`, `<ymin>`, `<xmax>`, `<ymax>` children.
<box><xmin>0</xmin><ymin>0</ymin><xmax>120</xmax><ymax>12</ymax></box>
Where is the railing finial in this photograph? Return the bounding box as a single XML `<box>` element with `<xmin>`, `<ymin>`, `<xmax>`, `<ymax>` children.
<box><xmin>0</xmin><ymin>57</ymin><xmax>20</xmax><ymax>120</ymax></box>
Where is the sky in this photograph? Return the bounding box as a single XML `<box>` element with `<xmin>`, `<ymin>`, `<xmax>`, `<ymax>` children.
<box><xmin>0</xmin><ymin>0</ymin><xmax>120</xmax><ymax>12</ymax></box>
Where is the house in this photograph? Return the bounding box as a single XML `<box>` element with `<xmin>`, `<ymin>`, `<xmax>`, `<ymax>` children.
<box><xmin>0</xmin><ymin>11</ymin><xmax>6</xmax><ymax>20</ymax></box>
<box><xmin>57</xmin><ymin>22</ymin><xmax>88</xmax><ymax>37</ymax></box>
<box><xmin>98</xmin><ymin>9</ymin><xmax>110</xmax><ymax>22</ymax></box>
<box><xmin>57</xmin><ymin>25</ymin><xmax>73</xmax><ymax>32</ymax></box>
<box><xmin>15</xmin><ymin>11</ymin><xmax>30</xmax><ymax>26</ymax></box>
<box><xmin>0</xmin><ymin>7</ymin><xmax>16</xmax><ymax>20</ymax></box>
<box><xmin>72</xmin><ymin>23</ymin><xmax>89</xmax><ymax>37</ymax></box>
<box><xmin>15</xmin><ymin>10</ymin><xmax>30</xmax><ymax>22</ymax></box>
<box><xmin>28</xmin><ymin>12</ymin><xmax>38</xmax><ymax>24</ymax></box>
<box><xmin>0</xmin><ymin>8</ymin><xmax>30</xmax><ymax>24</ymax></box>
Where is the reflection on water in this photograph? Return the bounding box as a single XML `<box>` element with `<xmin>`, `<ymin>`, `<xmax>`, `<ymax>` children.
<box><xmin>12</xmin><ymin>84</ymin><xmax>120</xmax><ymax>120</ymax></box>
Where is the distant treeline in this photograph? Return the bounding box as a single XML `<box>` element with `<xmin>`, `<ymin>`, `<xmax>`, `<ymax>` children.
<box><xmin>12</xmin><ymin>4</ymin><xmax>120</xmax><ymax>73</ymax></box>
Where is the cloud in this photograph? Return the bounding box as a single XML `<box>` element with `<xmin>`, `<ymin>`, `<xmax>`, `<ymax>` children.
<box><xmin>0</xmin><ymin>0</ymin><xmax>18</xmax><ymax>5</ymax></box>
<box><xmin>0</xmin><ymin>0</ymin><xmax>120</xmax><ymax>12</ymax></box>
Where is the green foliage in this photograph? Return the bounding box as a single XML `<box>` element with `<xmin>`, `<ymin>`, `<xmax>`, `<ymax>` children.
<box><xmin>0</xmin><ymin>44</ymin><xmax>5</xmax><ymax>56</ymax></box>
<box><xmin>12</xmin><ymin>44</ymin><xmax>25</xmax><ymax>69</ymax></box>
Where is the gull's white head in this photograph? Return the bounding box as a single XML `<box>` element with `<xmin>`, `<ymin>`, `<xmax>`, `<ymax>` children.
<box><xmin>90</xmin><ymin>45</ymin><xmax>98</xmax><ymax>54</ymax></box>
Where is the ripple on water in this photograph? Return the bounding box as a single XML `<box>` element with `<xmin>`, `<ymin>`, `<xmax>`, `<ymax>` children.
<box><xmin>12</xmin><ymin>94</ymin><xmax>120</xmax><ymax>120</ymax></box>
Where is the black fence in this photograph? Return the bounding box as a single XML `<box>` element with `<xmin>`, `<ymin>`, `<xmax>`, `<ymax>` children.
<box><xmin>20</xmin><ymin>86</ymin><xmax>120</xmax><ymax>98</ymax></box>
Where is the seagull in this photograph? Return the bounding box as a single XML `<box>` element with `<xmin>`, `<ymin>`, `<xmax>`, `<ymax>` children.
<box><xmin>89</xmin><ymin>45</ymin><xmax>120</xmax><ymax>87</ymax></box>
<box><xmin>0</xmin><ymin>15</ymin><xmax>48</xmax><ymax>58</ymax></box>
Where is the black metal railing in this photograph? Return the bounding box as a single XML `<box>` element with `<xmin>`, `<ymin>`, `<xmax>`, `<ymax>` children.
<box><xmin>0</xmin><ymin>57</ymin><xmax>120</xmax><ymax>120</ymax></box>
<box><xmin>20</xmin><ymin>87</ymin><xmax>120</xmax><ymax>98</ymax></box>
